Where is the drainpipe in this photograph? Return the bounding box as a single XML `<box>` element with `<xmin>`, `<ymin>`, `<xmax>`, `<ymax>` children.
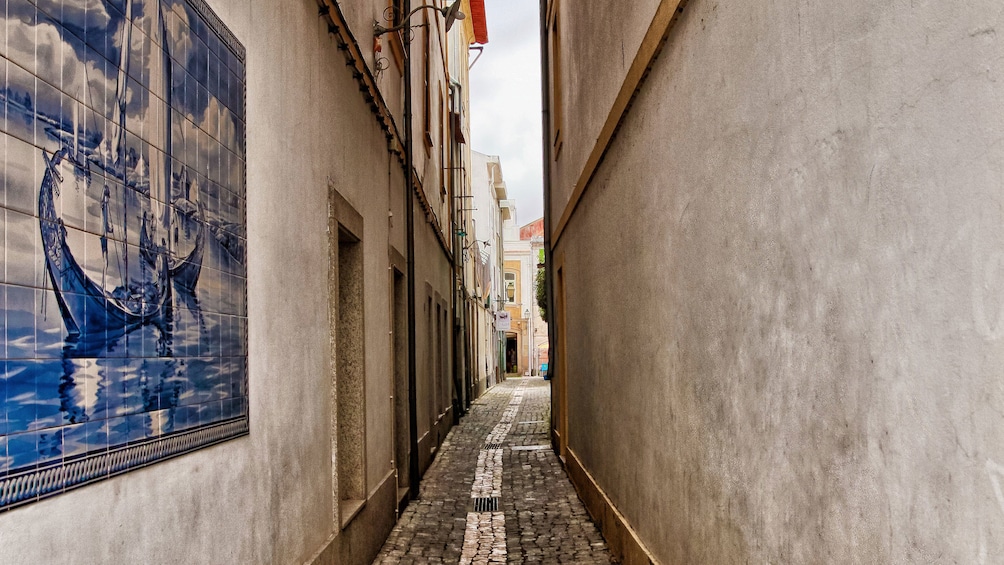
<box><xmin>404</xmin><ymin>0</ymin><xmax>421</xmax><ymax>500</ymax></box>
<box><xmin>538</xmin><ymin>0</ymin><xmax>558</xmax><ymax>451</ymax></box>
<box><xmin>448</xmin><ymin>82</ymin><xmax>466</xmax><ymax>418</ymax></box>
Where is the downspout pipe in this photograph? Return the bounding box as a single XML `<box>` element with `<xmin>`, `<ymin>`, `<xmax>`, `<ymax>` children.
<box><xmin>404</xmin><ymin>0</ymin><xmax>421</xmax><ymax>500</ymax></box>
<box><xmin>450</xmin><ymin>78</ymin><xmax>474</xmax><ymax>410</ymax></box>
<box><xmin>449</xmin><ymin>82</ymin><xmax>466</xmax><ymax>419</ymax></box>
<box><xmin>538</xmin><ymin>0</ymin><xmax>558</xmax><ymax>451</ymax></box>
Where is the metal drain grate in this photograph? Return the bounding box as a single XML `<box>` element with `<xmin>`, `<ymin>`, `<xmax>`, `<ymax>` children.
<box><xmin>471</xmin><ymin>497</ymin><xmax>500</xmax><ymax>512</ymax></box>
<box><xmin>483</xmin><ymin>442</ymin><xmax>503</xmax><ymax>450</ymax></box>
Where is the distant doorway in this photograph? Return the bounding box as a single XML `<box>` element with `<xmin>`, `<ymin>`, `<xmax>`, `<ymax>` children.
<box><xmin>506</xmin><ymin>336</ymin><xmax>518</xmax><ymax>374</ymax></box>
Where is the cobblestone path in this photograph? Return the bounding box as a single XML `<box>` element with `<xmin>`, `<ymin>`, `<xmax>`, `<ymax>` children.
<box><xmin>373</xmin><ymin>377</ymin><xmax>612</xmax><ymax>564</ymax></box>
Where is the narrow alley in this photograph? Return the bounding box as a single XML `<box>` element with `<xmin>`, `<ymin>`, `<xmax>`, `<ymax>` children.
<box><xmin>374</xmin><ymin>378</ymin><xmax>610</xmax><ymax>564</ymax></box>
<box><xmin>3</xmin><ymin>0</ymin><xmax>1004</xmax><ymax>562</ymax></box>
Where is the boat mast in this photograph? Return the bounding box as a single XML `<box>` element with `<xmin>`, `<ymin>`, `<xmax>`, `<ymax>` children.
<box><xmin>115</xmin><ymin>0</ymin><xmax>133</xmax><ymax>168</ymax></box>
<box><xmin>72</xmin><ymin>98</ymin><xmax>79</xmax><ymax>157</ymax></box>
<box><xmin>116</xmin><ymin>0</ymin><xmax>134</xmax><ymax>280</ymax></box>
<box><xmin>159</xmin><ymin>1</ymin><xmax>173</xmax><ymax>254</ymax></box>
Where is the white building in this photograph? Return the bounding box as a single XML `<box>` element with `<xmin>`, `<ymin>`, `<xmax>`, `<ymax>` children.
<box><xmin>465</xmin><ymin>151</ymin><xmax>509</xmax><ymax>393</ymax></box>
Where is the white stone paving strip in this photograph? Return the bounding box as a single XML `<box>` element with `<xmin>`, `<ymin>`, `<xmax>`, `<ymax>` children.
<box><xmin>471</xmin><ymin>449</ymin><xmax>503</xmax><ymax>497</ymax></box>
<box><xmin>461</xmin><ymin>512</ymin><xmax>507</xmax><ymax>563</ymax></box>
<box><xmin>460</xmin><ymin>382</ymin><xmax>526</xmax><ymax>564</ymax></box>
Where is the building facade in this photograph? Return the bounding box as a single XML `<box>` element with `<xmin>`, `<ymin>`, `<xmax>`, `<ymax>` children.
<box><xmin>502</xmin><ymin>212</ymin><xmax>546</xmax><ymax>376</ymax></box>
<box><xmin>0</xmin><ymin>0</ymin><xmax>487</xmax><ymax>563</ymax></box>
<box><xmin>448</xmin><ymin>0</ymin><xmax>490</xmax><ymax>412</ymax></box>
<box><xmin>466</xmin><ymin>151</ymin><xmax>507</xmax><ymax>394</ymax></box>
<box><xmin>543</xmin><ymin>0</ymin><xmax>1004</xmax><ymax>563</ymax></box>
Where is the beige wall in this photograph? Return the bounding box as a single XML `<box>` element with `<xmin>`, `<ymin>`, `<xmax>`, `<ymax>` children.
<box><xmin>551</xmin><ymin>0</ymin><xmax>1004</xmax><ymax>563</ymax></box>
<box><xmin>0</xmin><ymin>0</ymin><xmax>459</xmax><ymax>563</ymax></box>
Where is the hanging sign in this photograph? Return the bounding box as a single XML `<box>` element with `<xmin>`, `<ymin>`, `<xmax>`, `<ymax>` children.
<box><xmin>496</xmin><ymin>311</ymin><xmax>512</xmax><ymax>331</ymax></box>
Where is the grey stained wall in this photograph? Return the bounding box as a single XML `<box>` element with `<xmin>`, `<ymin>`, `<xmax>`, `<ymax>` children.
<box><xmin>555</xmin><ymin>0</ymin><xmax>1004</xmax><ymax>563</ymax></box>
<box><xmin>549</xmin><ymin>0</ymin><xmax>660</xmax><ymax>215</ymax></box>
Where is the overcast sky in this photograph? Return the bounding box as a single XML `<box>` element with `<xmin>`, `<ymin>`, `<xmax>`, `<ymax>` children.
<box><xmin>469</xmin><ymin>0</ymin><xmax>543</xmax><ymax>226</ymax></box>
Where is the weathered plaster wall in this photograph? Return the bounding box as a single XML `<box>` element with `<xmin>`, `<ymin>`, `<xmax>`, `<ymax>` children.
<box><xmin>340</xmin><ymin>0</ymin><xmax>405</xmax><ymax>126</ymax></box>
<box><xmin>414</xmin><ymin>211</ymin><xmax>455</xmax><ymax>446</ymax></box>
<box><xmin>549</xmin><ymin>0</ymin><xmax>661</xmax><ymax>217</ymax></box>
<box><xmin>0</xmin><ymin>0</ymin><xmax>404</xmax><ymax>562</ymax></box>
<box><xmin>558</xmin><ymin>0</ymin><xmax>1004</xmax><ymax>562</ymax></box>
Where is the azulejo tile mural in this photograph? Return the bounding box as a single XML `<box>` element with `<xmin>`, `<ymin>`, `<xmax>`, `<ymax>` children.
<box><xmin>0</xmin><ymin>0</ymin><xmax>247</xmax><ymax>510</ymax></box>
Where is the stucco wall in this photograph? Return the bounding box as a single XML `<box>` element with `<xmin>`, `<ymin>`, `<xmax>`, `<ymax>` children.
<box><xmin>0</xmin><ymin>0</ymin><xmax>412</xmax><ymax>562</ymax></box>
<box><xmin>549</xmin><ymin>0</ymin><xmax>660</xmax><ymax>217</ymax></box>
<box><xmin>557</xmin><ymin>0</ymin><xmax>1004</xmax><ymax>562</ymax></box>
<box><xmin>414</xmin><ymin>201</ymin><xmax>455</xmax><ymax>451</ymax></box>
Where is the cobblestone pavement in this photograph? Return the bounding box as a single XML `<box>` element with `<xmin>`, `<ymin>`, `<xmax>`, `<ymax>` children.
<box><xmin>374</xmin><ymin>377</ymin><xmax>612</xmax><ymax>564</ymax></box>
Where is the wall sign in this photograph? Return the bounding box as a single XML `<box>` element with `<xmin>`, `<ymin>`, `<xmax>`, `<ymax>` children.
<box><xmin>0</xmin><ymin>0</ymin><xmax>247</xmax><ymax>510</ymax></box>
<box><xmin>496</xmin><ymin>311</ymin><xmax>511</xmax><ymax>331</ymax></box>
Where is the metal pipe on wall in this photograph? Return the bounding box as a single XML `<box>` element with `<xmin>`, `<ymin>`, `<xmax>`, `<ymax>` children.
<box><xmin>404</xmin><ymin>0</ymin><xmax>421</xmax><ymax>500</ymax></box>
<box><xmin>538</xmin><ymin>0</ymin><xmax>558</xmax><ymax>451</ymax></box>
<box><xmin>448</xmin><ymin>81</ymin><xmax>466</xmax><ymax>417</ymax></box>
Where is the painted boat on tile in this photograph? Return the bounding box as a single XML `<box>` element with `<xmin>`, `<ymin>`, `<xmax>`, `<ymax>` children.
<box><xmin>38</xmin><ymin>147</ymin><xmax>172</xmax><ymax>339</ymax></box>
<box><xmin>36</xmin><ymin>0</ymin><xmax>207</xmax><ymax>343</ymax></box>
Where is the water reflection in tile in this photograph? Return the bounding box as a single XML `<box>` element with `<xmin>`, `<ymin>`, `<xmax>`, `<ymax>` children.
<box><xmin>36</xmin><ymin>426</ymin><xmax>61</xmax><ymax>464</ymax></box>
<box><xmin>34</xmin><ymin>288</ymin><xmax>64</xmax><ymax>359</ymax></box>
<box><xmin>82</xmin><ymin>417</ymin><xmax>108</xmax><ymax>455</ymax></box>
<box><xmin>61</xmin><ymin>423</ymin><xmax>87</xmax><ymax>458</ymax></box>
<box><xmin>0</xmin><ymin>435</ymin><xmax>9</xmax><ymax>476</ymax></box>
<box><xmin>6</xmin><ymin>429</ymin><xmax>36</xmax><ymax>470</ymax></box>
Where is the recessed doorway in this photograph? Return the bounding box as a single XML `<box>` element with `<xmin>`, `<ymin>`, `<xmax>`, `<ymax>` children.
<box><xmin>505</xmin><ymin>335</ymin><xmax>518</xmax><ymax>374</ymax></box>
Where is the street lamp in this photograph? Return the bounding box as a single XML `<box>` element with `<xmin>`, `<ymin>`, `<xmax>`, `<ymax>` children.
<box><xmin>374</xmin><ymin>1</ymin><xmax>466</xmax><ymax>36</ymax></box>
<box><xmin>506</xmin><ymin>281</ymin><xmax>515</xmax><ymax>303</ymax></box>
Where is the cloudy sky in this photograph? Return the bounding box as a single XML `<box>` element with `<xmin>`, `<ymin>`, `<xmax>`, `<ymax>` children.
<box><xmin>469</xmin><ymin>0</ymin><xmax>543</xmax><ymax>225</ymax></box>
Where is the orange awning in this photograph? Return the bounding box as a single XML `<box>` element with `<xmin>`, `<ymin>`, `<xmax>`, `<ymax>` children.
<box><xmin>469</xmin><ymin>0</ymin><xmax>488</xmax><ymax>44</ymax></box>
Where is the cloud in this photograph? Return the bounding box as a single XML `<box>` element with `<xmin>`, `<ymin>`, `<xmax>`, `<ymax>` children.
<box><xmin>470</xmin><ymin>0</ymin><xmax>544</xmax><ymax>225</ymax></box>
<box><xmin>60</xmin><ymin>0</ymin><xmax>113</xmax><ymax>33</ymax></box>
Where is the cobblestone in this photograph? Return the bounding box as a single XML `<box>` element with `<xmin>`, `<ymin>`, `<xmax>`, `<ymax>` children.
<box><xmin>374</xmin><ymin>377</ymin><xmax>611</xmax><ymax>564</ymax></box>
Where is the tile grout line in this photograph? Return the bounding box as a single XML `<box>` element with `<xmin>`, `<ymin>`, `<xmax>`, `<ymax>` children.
<box><xmin>460</xmin><ymin>381</ymin><xmax>527</xmax><ymax>564</ymax></box>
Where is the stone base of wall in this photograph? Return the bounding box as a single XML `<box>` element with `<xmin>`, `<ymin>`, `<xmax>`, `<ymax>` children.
<box><xmin>419</xmin><ymin>406</ymin><xmax>455</xmax><ymax>475</ymax></box>
<box><xmin>307</xmin><ymin>471</ymin><xmax>397</xmax><ymax>565</ymax></box>
<box><xmin>310</xmin><ymin>409</ymin><xmax>458</xmax><ymax>564</ymax></box>
<box><xmin>566</xmin><ymin>448</ymin><xmax>659</xmax><ymax>565</ymax></box>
